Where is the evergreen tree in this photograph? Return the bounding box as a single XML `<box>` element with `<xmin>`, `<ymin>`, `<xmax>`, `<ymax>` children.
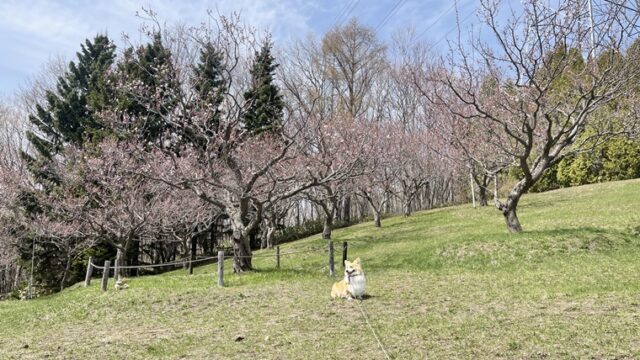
<box><xmin>192</xmin><ymin>43</ymin><xmax>226</xmax><ymax>138</ymax></box>
<box><xmin>243</xmin><ymin>40</ymin><xmax>284</xmax><ymax>135</ymax></box>
<box><xmin>17</xmin><ymin>35</ymin><xmax>116</xmax><ymax>290</ymax></box>
<box><xmin>24</xmin><ymin>34</ymin><xmax>116</xmax><ymax>181</ymax></box>
<box><xmin>117</xmin><ymin>33</ymin><xmax>179</xmax><ymax>142</ymax></box>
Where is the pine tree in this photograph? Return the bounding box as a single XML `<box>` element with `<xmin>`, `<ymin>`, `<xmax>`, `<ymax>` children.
<box><xmin>18</xmin><ymin>35</ymin><xmax>116</xmax><ymax>290</ymax></box>
<box><xmin>243</xmin><ymin>40</ymin><xmax>284</xmax><ymax>135</ymax></box>
<box><xmin>24</xmin><ymin>34</ymin><xmax>116</xmax><ymax>181</ymax></box>
<box><xmin>117</xmin><ymin>33</ymin><xmax>179</xmax><ymax>142</ymax></box>
<box><xmin>192</xmin><ymin>43</ymin><xmax>226</xmax><ymax>136</ymax></box>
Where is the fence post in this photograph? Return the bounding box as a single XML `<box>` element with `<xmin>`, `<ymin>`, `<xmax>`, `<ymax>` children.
<box><xmin>217</xmin><ymin>251</ymin><xmax>224</xmax><ymax>287</ymax></box>
<box><xmin>101</xmin><ymin>260</ymin><xmax>111</xmax><ymax>292</ymax></box>
<box><xmin>276</xmin><ymin>246</ymin><xmax>280</xmax><ymax>269</ymax></box>
<box><xmin>189</xmin><ymin>237</ymin><xmax>196</xmax><ymax>275</ymax></box>
<box><xmin>113</xmin><ymin>256</ymin><xmax>119</xmax><ymax>282</ymax></box>
<box><xmin>342</xmin><ymin>241</ymin><xmax>348</xmax><ymax>268</ymax></box>
<box><xmin>84</xmin><ymin>257</ymin><xmax>93</xmax><ymax>287</ymax></box>
<box><xmin>328</xmin><ymin>240</ymin><xmax>335</xmax><ymax>277</ymax></box>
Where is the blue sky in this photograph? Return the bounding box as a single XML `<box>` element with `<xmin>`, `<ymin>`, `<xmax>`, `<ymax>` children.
<box><xmin>0</xmin><ymin>0</ymin><xmax>478</xmax><ymax>97</ymax></box>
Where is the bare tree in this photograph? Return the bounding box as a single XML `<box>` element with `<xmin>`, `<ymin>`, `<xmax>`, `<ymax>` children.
<box><xmin>431</xmin><ymin>92</ymin><xmax>513</xmax><ymax>207</ymax></box>
<box><xmin>0</xmin><ymin>160</ymin><xmax>23</xmax><ymax>271</ymax></box>
<box><xmin>353</xmin><ymin>122</ymin><xmax>403</xmax><ymax>227</ymax></box>
<box><xmin>0</xmin><ymin>101</ymin><xmax>30</xmax><ymax>273</ymax></box>
<box><xmin>281</xmin><ymin>26</ymin><xmax>385</xmax><ymax>238</ymax></box>
<box><xmin>51</xmin><ymin>139</ymin><xmax>175</xmax><ymax>279</ymax></box>
<box><xmin>415</xmin><ymin>0</ymin><xmax>640</xmax><ymax>232</ymax></box>
<box><xmin>113</xmin><ymin>15</ymin><xmax>366</xmax><ymax>272</ymax></box>
<box><xmin>302</xmin><ymin>114</ymin><xmax>373</xmax><ymax>239</ymax></box>
<box><xmin>260</xmin><ymin>198</ymin><xmax>295</xmax><ymax>249</ymax></box>
<box><xmin>321</xmin><ymin>20</ymin><xmax>388</xmax><ymax>222</ymax></box>
<box><xmin>151</xmin><ymin>188</ymin><xmax>216</xmax><ymax>263</ymax></box>
<box><xmin>29</xmin><ymin>206</ymin><xmax>89</xmax><ymax>291</ymax></box>
<box><xmin>0</xmin><ymin>102</ymin><xmax>29</xmax><ymax>176</ymax></box>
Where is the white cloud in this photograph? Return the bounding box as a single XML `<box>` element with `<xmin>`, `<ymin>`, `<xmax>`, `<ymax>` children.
<box><xmin>0</xmin><ymin>0</ymin><xmax>482</xmax><ymax>94</ymax></box>
<box><xmin>0</xmin><ymin>0</ymin><xmax>92</xmax><ymax>49</ymax></box>
<box><xmin>0</xmin><ymin>0</ymin><xmax>319</xmax><ymax>93</ymax></box>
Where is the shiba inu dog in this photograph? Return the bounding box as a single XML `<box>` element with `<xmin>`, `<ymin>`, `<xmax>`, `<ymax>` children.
<box><xmin>114</xmin><ymin>278</ymin><xmax>129</xmax><ymax>290</ymax></box>
<box><xmin>331</xmin><ymin>258</ymin><xmax>366</xmax><ymax>300</ymax></box>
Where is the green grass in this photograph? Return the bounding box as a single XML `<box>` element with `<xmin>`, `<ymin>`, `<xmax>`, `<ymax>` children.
<box><xmin>1</xmin><ymin>179</ymin><xmax>640</xmax><ymax>359</ymax></box>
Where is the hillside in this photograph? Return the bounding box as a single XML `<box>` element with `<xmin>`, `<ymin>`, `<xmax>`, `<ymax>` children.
<box><xmin>1</xmin><ymin>179</ymin><xmax>640</xmax><ymax>359</ymax></box>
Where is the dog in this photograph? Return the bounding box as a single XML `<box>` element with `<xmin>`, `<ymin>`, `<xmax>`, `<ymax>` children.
<box><xmin>331</xmin><ymin>258</ymin><xmax>366</xmax><ymax>300</ymax></box>
<box><xmin>114</xmin><ymin>278</ymin><xmax>129</xmax><ymax>290</ymax></box>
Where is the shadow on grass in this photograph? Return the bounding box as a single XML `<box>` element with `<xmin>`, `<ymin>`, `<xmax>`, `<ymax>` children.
<box><xmin>518</xmin><ymin>196</ymin><xmax>571</xmax><ymax>209</ymax></box>
<box><xmin>329</xmin><ymin>294</ymin><xmax>374</xmax><ymax>302</ymax></box>
<box><xmin>248</xmin><ymin>267</ymin><xmax>323</xmax><ymax>278</ymax></box>
<box><xmin>523</xmin><ymin>226</ymin><xmax>635</xmax><ymax>240</ymax></box>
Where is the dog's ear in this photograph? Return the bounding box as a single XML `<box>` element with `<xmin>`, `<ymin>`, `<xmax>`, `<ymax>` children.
<box><xmin>344</xmin><ymin>260</ymin><xmax>350</xmax><ymax>267</ymax></box>
<box><xmin>353</xmin><ymin>257</ymin><xmax>361</xmax><ymax>264</ymax></box>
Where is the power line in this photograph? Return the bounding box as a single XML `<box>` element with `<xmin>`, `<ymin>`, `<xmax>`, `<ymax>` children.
<box><xmin>331</xmin><ymin>0</ymin><xmax>356</xmax><ymax>28</ymax></box>
<box><xmin>374</xmin><ymin>0</ymin><xmax>407</xmax><ymax>34</ymax></box>
<box><xmin>419</xmin><ymin>3</ymin><xmax>477</xmax><ymax>53</ymax></box>
<box><xmin>415</xmin><ymin>2</ymin><xmax>457</xmax><ymax>42</ymax></box>
<box><xmin>334</xmin><ymin>0</ymin><xmax>362</xmax><ymax>29</ymax></box>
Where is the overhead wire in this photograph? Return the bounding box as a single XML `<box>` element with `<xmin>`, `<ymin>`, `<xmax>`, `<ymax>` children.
<box><xmin>331</xmin><ymin>0</ymin><xmax>355</xmax><ymax>28</ymax></box>
<box><xmin>425</xmin><ymin>6</ymin><xmax>476</xmax><ymax>52</ymax></box>
<box><xmin>334</xmin><ymin>0</ymin><xmax>362</xmax><ymax>29</ymax></box>
<box><xmin>374</xmin><ymin>0</ymin><xmax>407</xmax><ymax>34</ymax></box>
<box><xmin>414</xmin><ymin>2</ymin><xmax>457</xmax><ymax>42</ymax></box>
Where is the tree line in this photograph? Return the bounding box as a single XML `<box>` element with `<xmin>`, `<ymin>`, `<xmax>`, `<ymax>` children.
<box><xmin>0</xmin><ymin>1</ymin><xmax>639</xmax><ymax>294</ymax></box>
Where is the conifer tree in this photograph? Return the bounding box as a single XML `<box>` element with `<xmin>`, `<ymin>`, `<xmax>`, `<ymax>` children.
<box><xmin>192</xmin><ymin>43</ymin><xmax>226</xmax><ymax>137</ymax></box>
<box><xmin>18</xmin><ymin>35</ymin><xmax>116</xmax><ymax>289</ymax></box>
<box><xmin>117</xmin><ymin>33</ymin><xmax>179</xmax><ymax>142</ymax></box>
<box><xmin>243</xmin><ymin>40</ymin><xmax>284</xmax><ymax>135</ymax></box>
<box><xmin>24</xmin><ymin>34</ymin><xmax>116</xmax><ymax>181</ymax></box>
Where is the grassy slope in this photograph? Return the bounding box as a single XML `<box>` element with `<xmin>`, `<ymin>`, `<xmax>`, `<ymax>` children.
<box><xmin>1</xmin><ymin>179</ymin><xmax>640</xmax><ymax>359</ymax></box>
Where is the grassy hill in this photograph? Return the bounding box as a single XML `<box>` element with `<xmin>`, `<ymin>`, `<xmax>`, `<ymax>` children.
<box><xmin>1</xmin><ymin>179</ymin><xmax>640</xmax><ymax>359</ymax></box>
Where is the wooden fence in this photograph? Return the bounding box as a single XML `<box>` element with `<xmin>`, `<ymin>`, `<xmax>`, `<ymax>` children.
<box><xmin>85</xmin><ymin>241</ymin><xmax>352</xmax><ymax>292</ymax></box>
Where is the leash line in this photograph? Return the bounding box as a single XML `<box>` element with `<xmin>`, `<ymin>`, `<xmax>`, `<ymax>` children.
<box><xmin>357</xmin><ymin>299</ymin><xmax>391</xmax><ymax>360</ymax></box>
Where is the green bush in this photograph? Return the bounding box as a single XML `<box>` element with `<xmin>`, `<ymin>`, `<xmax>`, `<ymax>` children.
<box><xmin>527</xmin><ymin>135</ymin><xmax>640</xmax><ymax>193</ymax></box>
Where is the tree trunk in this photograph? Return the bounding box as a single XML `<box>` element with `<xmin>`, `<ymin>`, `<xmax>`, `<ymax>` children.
<box><xmin>373</xmin><ymin>211</ymin><xmax>381</xmax><ymax>228</ymax></box>
<box><xmin>478</xmin><ymin>186</ymin><xmax>488</xmax><ymax>206</ymax></box>
<box><xmin>503</xmin><ymin>205</ymin><xmax>522</xmax><ymax>233</ymax></box>
<box><xmin>14</xmin><ymin>265</ymin><xmax>21</xmax><ymax>289</ymax></box>
<box><xmin>230</xmin><ymin>212</ymin><xmax>253</xmax><ymax>273</ymax></box>
<box><xmin>260</xmin><ymin>229</ymin><xmax>268</xmax><ymax>249</ymax></box>
<box><xmin>60</xmin><ymin>254</ymin><xmax>72</xmax><ymax>292</ymax></box>
<box><xmin>208</xmin><ymin>222</ymin><xmax>216</xmax><ymax>255</ymax></box>
<box><xmin>384</xmin><ymin>191</ymin><xmax>391</xmax><ymax>214</ymax></box>
<box><xmin>260</xmin><ymin>220</ymin><xmax>275</xmax><ymax>249</ymax></box>
<box><xmin>320</xmin><ymin>197</ymin><xmax>337</xmax><ymax>240</ymax></box>
<box><xmin>266</xmin><ymin>225</ymin><xmax>275</xmax><ymax>249</ymax></box>
<box><xmin>403</xmin><ymin>196</ymin><xmax>411</xmax><ymax>217</ymax></box>
<box><xmin>231</xmin><ymin>231</ymin><xmax>252</xmax><ymax>272</ymax></box>
<box><xmin>189</xmin><ymin>235</ymin><xmax>197</xmax><ymax>274</ymax></box>
<box><xmin>249</xmin><ymin>231</ymin><xmax>257</xmax><ymax>251</ymax></box>
<box><xmin>115</xmin><ymin>248</ymin><xmax>124</xmax><ymax>280</ymax></box>
<box><xmin>322</xmin><ymin>215</ymin><xmax>333</xmax><ymax>240</ymax></box>
<box><xmin>473</xmin><ymin>174</ymin><xmax>489</xmax><ymax>206</ymax></box>
<box><xmin>341</xmin><ymin>196</ymin><xmax>351</xmax><ymax>222</ymax></box>
<box><xmin>129</xmin><ymin>240</ymin><xmax>140</xmax><ymax>270</ymax></box>
<box><xmin>496</xmin><ymin>176</ymin><xmax>527</xmax><ymax>233</ymax></box>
